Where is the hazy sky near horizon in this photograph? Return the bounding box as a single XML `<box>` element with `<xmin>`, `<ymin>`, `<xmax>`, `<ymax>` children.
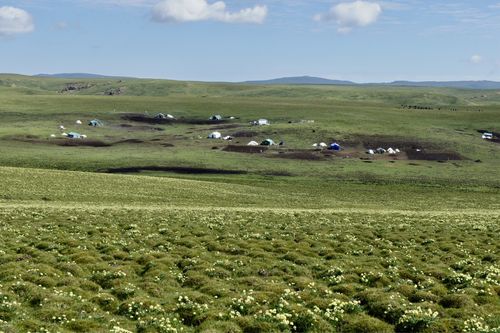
<box><xmin>1</xmin><ymin>0</ymin><xmax>500</xmax><ymax>82</ymax></box>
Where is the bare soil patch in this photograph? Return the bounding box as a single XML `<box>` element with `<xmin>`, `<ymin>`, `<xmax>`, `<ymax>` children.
<box><xmin>114</xmin><ymin>139</ymin><xmax>144</xmax><ymax>144</ymax></box>
<box><xmin>54</xmin><ymin>139</ymin><xmax>111</xmax><ymax>147</ymax></box>
<box><xmin>232</xmin><ymin>130</ymin><xmax>258</xmax><ymax>138</ymax></box>
<box><xmin>406</xmin><ymin>150</ymin><xmax>465</xmax><ymax>161</ymax></box>
<box><xmin>328</xmin><ymin>135</ymin><xmax>466</xmax><ymax>161</ymax></box>
<box><xmin>270</xmin><ymin>150</ymin><xmax>324</xmax><ymax>161</ymax></box>
<box><xmin>105</xmin><ymin>166</ymin><xmax>246</xmax><ymax>175</ymax></box>
<box><xmin>209</xmin><ymin>124</ymin><xmax>241</xmax><ymax>130</ymax></box>
<box><xmin>223</xmin><ymin>145</ymin><xmax>268</xmax><ymax>154</ymax></box>
<box><xmin>121</xmin><ymin>114</ymin><xmax>230</xmax><ymax>125</ymax></box>
<box><xmin>9</xmin><ymin>135</ymin><xmax>112</xmax><ymax>147</ymax></box>
<box><xmin>118</xmin><ymin>124</ymin><xmax>164</xmax><ymax>131</ymax></box>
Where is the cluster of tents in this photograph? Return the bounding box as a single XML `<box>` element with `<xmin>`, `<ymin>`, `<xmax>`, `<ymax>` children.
<box><xmin>367</xmin><ymin>147</ymin><xmax>401</xmax><ymax>155</ymax></box>
<box><xmin>155</xmin><ymin>113</ymin><xmax>175</xmax><ymax>120</ymax></box>
<box><xmin>248</xmin><ymin>139</ymin><xmax>282</xmax><ymax>146</ymax></box>
<box><xmin>312</xmin><ymin>142</ymin><xmax>342</xmax><ymax>151</ymax></box>
<box><xmin>208</xmin><ymin>132</ymin><xmax>281</xmax><ymax>146</ymax></box>
<box><xmin>51</xmin><ymin>119</ymin><xmax>103</xmax><ymax>139</ymax></box>
<box><xmin>207</xmin><ymin>131</ymin><xmax>233</xmax><ymax>140</ymax></box>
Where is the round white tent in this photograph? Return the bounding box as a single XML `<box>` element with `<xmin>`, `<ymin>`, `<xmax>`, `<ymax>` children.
<box><xmin>208</xmin><ymin>131</ymin><xmax>222</xmax><ymax>139</ymax></box>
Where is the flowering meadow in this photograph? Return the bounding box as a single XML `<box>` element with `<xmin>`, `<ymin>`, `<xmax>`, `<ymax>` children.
<box><xmin>0</xmin><ymin>205</ymin><xmax>498</xmax><ymax>333</ymax></box>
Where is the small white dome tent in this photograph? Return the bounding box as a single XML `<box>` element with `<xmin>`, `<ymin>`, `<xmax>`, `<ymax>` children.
<box><xmin>253</xmin><ymin>119</ymin><xmax>270</xmax><ymax>126</ymax></box>
<box><xmin>208</xmin><ymin>131</ymin><xmax>222</xmax><ymax>139</ymax></box>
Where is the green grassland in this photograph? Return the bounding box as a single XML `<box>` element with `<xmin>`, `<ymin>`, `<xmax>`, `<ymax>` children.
<box><xmin>0</xmin><ymin>75</ymin><xmax>499</xmax><ymax>332</ymax></box>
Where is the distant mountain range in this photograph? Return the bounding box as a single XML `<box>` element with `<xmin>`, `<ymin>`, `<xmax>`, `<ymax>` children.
<box><xmin>244</xmin><ymin>76</ymin><xmax>356</xmax><ymax>86</ymax></box>
<box><xmin>31</xmin><ymin>74</ymin><xmax>500</xmax><ymax>89</ymax></box>
<box><xmin>243</xmin><ymin>76</ymin><xmax>500</xmax><ymax>90</ymax></box>
<box><xmin>384</xmin><ymin>80</ymin><xmax>500</xmax><ymax>89</ymax></box>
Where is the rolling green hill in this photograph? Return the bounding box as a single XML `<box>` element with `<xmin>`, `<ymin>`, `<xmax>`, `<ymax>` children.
<box><xmin>0</xmin><ymin>75</ymin><xmax>499</xmax><ymax>333</ymax></box>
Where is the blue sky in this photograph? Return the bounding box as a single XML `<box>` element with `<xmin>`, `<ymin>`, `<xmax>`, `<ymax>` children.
<box><xmin>1</xmin><ymin>0</ymin><xmax>500</xmax><ymax>82</ymax></box>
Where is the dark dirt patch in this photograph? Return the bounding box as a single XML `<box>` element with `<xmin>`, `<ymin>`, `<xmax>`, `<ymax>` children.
<box><xmin>270</xmin><ymin>150</ymin><xmax>324</xmax><ymax>161</ymax></box>
<box><xmin>105</xmin><ymin>166</ymin><xmax>246</xmax><ymax>175</ymax></box>
<box><xmin>113</xmin><ymin>138</ymin><xmax>174</xmax><ymax>147</ymax></box>
<box><xmin>122</xmin><ymin>114</ymin><xmax>229</xmax><ymax>125</ymax></box>
<box><xmin>9</xmin><ymin>136</ymin><xmax>112</xmax><ymax>147</ymax></box>
<box><xmin>209</xmin><ymin>124</ymin><xmax>241</xmax><ymax>130</ymax></box>
<box><xmin>328</xmin><ymin>135</ymin><xmax>467</xmax><ymax>161</ymax></box>
<box><xmin>118</xmin><ymin>124</ymin><xmax>164</xmax><ymax>131</ymax></box>
<box><xmin>232</xmin><ymin>130</ymin><xmax>258</xmax><ymax>138</ymax></box>
<box><xmin>114</xmin><ymin>139</ymin><xmax>144</xmax><ymax>144</ymax></box>
<box><xmin>55</xmin><ymin>139</ymin><xmax>111</xmax><ymax>147</ymax></box>
<box><xmin>406</xmin><ymin>150</ymin><xmax>464</xmax><ymax>161</ymax></box>
<box><xmin>223</xmin><ymin>145</ymin><xmax>268</xmax><ymax>154</ymax></box>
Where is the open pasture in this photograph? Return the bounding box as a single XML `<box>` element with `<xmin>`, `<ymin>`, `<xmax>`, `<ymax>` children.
<box><xmin>0</xmin><ymin>75</ymin><xmax>499</xmax><ymax>185</ymax></box>
<box><xmin>0</xmin><ymin>75</ymin><xmax>499</xmax><ymax>332</ymax></box>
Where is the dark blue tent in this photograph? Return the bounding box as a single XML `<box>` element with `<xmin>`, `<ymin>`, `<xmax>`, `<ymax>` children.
<box><xmin>330</xmin><ymin>143</ymin><xmax>341</xmax><ymax>151</ymax></box>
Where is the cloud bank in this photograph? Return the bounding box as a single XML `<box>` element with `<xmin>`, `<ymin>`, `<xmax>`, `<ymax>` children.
<box><xmin>315</xmin><ymin>1</ymin><xmax>382</xmax><ymax>33</ymax></box>
<box><xmin>152</xmin><ymin>0</ymin><xmax>267</xmax><ymax>24</ymax></box>
<box><xmin>470</xmin><ymin>54</ymin><xmax>483</xmax><ymax>64</ymax></box>
<box><xmin>0</xmin><ymin>6</ymin><xmax>34</xmax><ymax>36</ymax></box>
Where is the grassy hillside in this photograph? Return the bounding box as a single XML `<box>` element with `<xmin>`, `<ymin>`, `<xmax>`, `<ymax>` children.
<box><xmin>0</xmin><ymin>167</ymin><xmax>499</xmax><ymax>333</ymax></box>
<box><xmin>0</xmin><ymin>75</ymin><xmax>499</xmax><ymax>186</ymax></box>
<box><xmin>0</xmin><ymin>75</ymin><xmax>499</xmax><ymax>333</ymax></box>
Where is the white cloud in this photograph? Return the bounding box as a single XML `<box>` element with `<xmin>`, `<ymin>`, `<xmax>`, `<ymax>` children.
<box><xmin>315</xmin><ymin>1</ymin><xmax>382</xmax><ymax>33</ymax></box>
<box><xmin>152</xmin><ymin>0</ymin><xmax>267</xmax><ymax>24</ymax></box>
<box><xmin>80</xmin><ymin>0</ymin><xmax>155</xmax><ymax>6</ymax></box>
<box><xmin>0</xmin><ymin>6</ymin><xmax>34</xmax><ymax>36</ymax></box>
<box><xmin>470</xmin><ymin>54</ymin><xmax>483</xmax><ymax>64</ymax></box>
<box><xmin>56</xmin><ymin>21</ymin><xmax>69</xmax><ymax>30</ymax></box>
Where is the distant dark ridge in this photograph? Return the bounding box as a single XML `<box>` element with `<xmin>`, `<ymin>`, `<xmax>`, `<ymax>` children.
<box><xmin>18</xmin><ymin>73</ymin><xmax>500</xmax><ymax>89</ymax></box>
<box><xmin>244</xmin><ymin>76</ymin><xmax>356</xmax><ymax>85</ymax></box>
<box><xmin>243</xmin><ymin>76</ymin><xmax>500</xmax><ymax>89</ymax></box>
<box><xmin>386</xmin><ymin>80</ymin><xmax>500</xmax><ymax>90</ymax></box>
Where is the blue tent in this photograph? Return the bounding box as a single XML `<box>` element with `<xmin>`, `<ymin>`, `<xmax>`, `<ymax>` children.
<box><xmin>330</xmin><ymin>143</ymin><xmax>341</xmax><ymax>151</ymax></box>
